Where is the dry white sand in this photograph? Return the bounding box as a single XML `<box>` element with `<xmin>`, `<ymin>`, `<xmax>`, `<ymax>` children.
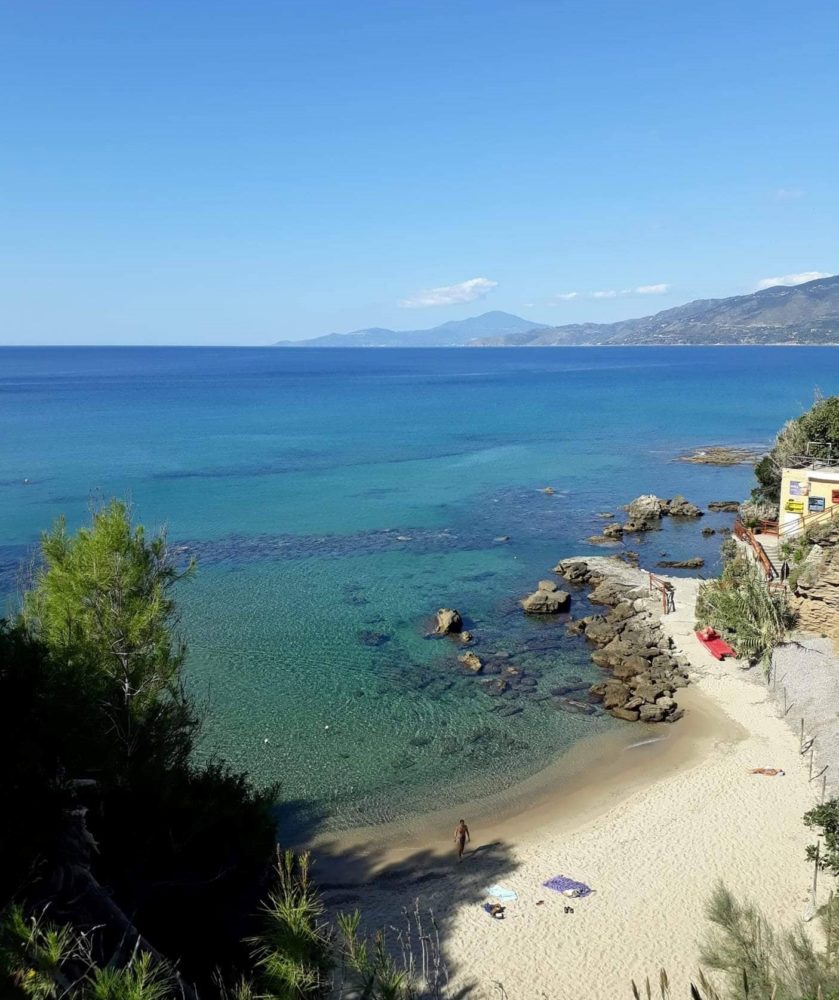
<box><xmin>314</xmin><ymin>561</ymin><xmax>823</xmax><ymax>998</ymax></box>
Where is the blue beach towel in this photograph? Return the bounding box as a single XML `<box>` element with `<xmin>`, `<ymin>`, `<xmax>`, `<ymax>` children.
<box><xmin>543</xmin><ymin>875</ymin><xmax>593</xmax><ymax>898</ymax></box>
<box><xmin>484</xmin><ymin>883</ymin><xmax>518</xmax><ymax>902</ymax></box>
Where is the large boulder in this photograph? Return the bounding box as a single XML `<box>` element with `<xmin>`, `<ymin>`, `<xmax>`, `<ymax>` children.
<box><xmin>665</xmin><ymin>495</ymin><xmax>703</xmax><ymax>518</ymax></box>
<box><xmin>627</xmin><ymin>494</ymin><xmax>664</xmax><ymax>522</ymax></box>
<box><xmin>589</xmin><ymin>578</ymin><xmax>629</xmax><ymax>607</ymax></box>
<box><xmin>522</xmin><ymin>584</ymin><xmax>570</xmax><ymax>614</ymax></box>
<box><xmin>601</xmin><ymin>681</ymin><xmax>631</xmax><ymax>710</ymax></box>
<box><xmin>609</xmin><ymin>707</ymin><xmax>640</xmax><ymax>722</ymax></box>
<box><xmin>656</xmin><ymin>557</ymin><xmax>705</xmax><ymax>569</ymax></box>
<box><xmin>708</xmin><ymin>500</ymin><xmax>740</xmax><ymax>513</ymax></box>
<box><xmin>639</xmin><ymin>703</ymin><xmax>665</xmax><ymax>723</ymax></box>
<box><xmin>607</xmin><ymin>602</ymin><xmax>636</xmax><ymax>623</ymax></box>
<box><xmin>434</xmin><ymin>608</ymin><xmax>463</xmax><ymax>635</ymax></box>
<box><xmin>584</xmin><ymin>619</ymin><xmax>620</xmax><ymax>645</ymax></box>
<box><xmin>554</xmin><ymin>560</ymin><xmax>591</xmax><ymax>585</ymax></box>
<box><xmin>612</xmin><ymin>653</ymin><xmax>650</xmax><ymax>681</ymax></box>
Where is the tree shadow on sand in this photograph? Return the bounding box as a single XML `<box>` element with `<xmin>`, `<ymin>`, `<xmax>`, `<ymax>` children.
<box><xmin>280</xmin><ymin>810</ymin><xmax>520</xmax><ymax>996</ymax></box>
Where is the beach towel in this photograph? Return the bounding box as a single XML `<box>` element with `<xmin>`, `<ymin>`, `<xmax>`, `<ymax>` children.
<box><xmin>485</xmin><ymin>883</ymin><xmax>518</xmax><ymax>902</ymax></box>
<box><xmin>543</xmin><ymin>875</ymin><xmax>593</xmax><ymax>898</ymax></box>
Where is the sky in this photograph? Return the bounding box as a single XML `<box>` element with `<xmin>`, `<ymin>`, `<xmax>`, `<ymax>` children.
<box><xmin>1</xmin><ymin>0</ymin><xmax>838</xmax><ymax>345</ymax></box>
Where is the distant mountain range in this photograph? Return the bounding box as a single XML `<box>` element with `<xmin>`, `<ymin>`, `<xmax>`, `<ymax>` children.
<box><xmin>274</xmin><ymin>311</ymin><xmax>548</xmax><ymax>347</ymax></box>
<box><xmin>276</xmin><ymin>275</ymin><xmax>839</xmax><ymax>348</ymax></box>
<box><xmin>472</xmin><ymin>274</ymin><xmax>839</xmax><ymax>346</ymax></box>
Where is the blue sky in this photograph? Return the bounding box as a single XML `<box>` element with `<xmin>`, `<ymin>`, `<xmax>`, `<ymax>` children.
<box><xmin>2</xmin><ymin>0</ymin><xmax>837</xmax><ymax>345</ymax></box>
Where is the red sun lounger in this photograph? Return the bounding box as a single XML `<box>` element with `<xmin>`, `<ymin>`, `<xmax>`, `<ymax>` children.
<box><xmin>695</xmin><ymin>629</ymin><xmax>736</xmax><ymax>660</ymax></box>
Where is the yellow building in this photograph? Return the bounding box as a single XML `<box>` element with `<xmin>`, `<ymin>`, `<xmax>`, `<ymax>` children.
<box><xmin>779</xmin><ymin>464</ymin><xmax>839</xmax><ymax>536</ymax></box>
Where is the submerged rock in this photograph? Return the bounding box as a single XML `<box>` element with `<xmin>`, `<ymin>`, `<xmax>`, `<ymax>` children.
<box><xmin>458</xmin><ymin>652</ymin><xmax>483</xmax><ymax>673</ymax></box>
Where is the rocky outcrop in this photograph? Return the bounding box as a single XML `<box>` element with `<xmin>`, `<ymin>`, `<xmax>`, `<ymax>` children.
<box><xmin>794</xmin><ymin>548</ymin><xmax>839</xmax><ymax>641</ymax></box>
<box><xmin>656</xmin><ymin>557</ymin><xmax>705</xmax><ymax>569</ymax></box>
<box><xmin>522</xmin><ymin>580</ymin><xmax>570</xmax><ymax>614</ymax></box>
<box><xmin>679</xmin><ymin>446</ymin><xmax>760</xmax><ymax>466</ymax></box>
<box><xmin>563</xmin><ymin>569</ymin><xmax>689</xmax><ymax>724</ymax></box>
<box><xmin>434</xmin><ymin>608</ymin><xmax>463</xmax><ymax>635</ymax></box>
<box><xmin>662</xmin><ymin>495</ymin><xmax>703</xmax><ymax>518</ymax></box>
<box><xmin>627</xmin><ymin>494</ymin><xmax>664</xmax><ymax>522</ymax></box>
<box><xmin>707</xmin><ymin>500</ymin><xmax>741</xmax><ymax>512</ymax></box>
<box><xmin>554</xmin><ymin>560</ymin><xmax>599</xmax><ymax>586</ymax></box>
<box><xmin>621</xmin><ymin>493</ymin><xmax>703</xmax><ymax>532</ymax></box>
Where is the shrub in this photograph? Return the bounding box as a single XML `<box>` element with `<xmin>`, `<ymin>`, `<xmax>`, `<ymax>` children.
<box><xmin>696</xmin><ymin>558</ymin><xmax>795</xmax><ymax>671</ymax></box>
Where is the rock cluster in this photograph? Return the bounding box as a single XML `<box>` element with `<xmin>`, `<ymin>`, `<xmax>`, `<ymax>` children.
<box><xmin>599</xmin><ymin>494</ymin><xmax>704</xmax><ymax>537</ymax></box>
<box><xmin>661</xmin><ymin>495</ymin><xmax>704</xmax><ymax>518</ymax></box>
<box><xmin>707</xmin><ymin>500</ymin><xmax>741</xmax><ymax>512</ymax></box>
<box><xmin>556</xmin><ymin>560</ymin><xmax>689</xmax><ymax>724</ymax></box>
<box><xmin>656</xmin><ymin>557</ymin><xmax>704</xmax><ymax>569</ymax></box>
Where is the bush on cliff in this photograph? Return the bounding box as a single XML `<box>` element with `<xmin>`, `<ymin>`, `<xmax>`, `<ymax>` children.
<box><xmin>753</xmin><ymin>395</ymin><xmax>839</xmax><ymax>506</ymax></box>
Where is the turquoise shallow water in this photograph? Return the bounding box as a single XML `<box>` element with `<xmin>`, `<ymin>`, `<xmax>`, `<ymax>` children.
<box><xmin>1</xmin><ymin>346</ymin><xmax>834</xmax><ymax>830</ymax></box>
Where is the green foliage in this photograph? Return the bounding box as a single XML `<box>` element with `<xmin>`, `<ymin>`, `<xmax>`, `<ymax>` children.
<box><xmin>2</xmin><ymin>501</ymin><xmax>277</xmax><ymax>985</ymax></box>
<box><xmin>720</xmin><ymin>537</ymin><xmax>738</xmax><ymax>564</ymax></box>
<box><xmin>698</xmin><ymin>882</ymin><xmax>839</xmax><ymax>999</ymax></box>
<box><xmin>805</xmin><ymin>800</ymin><xmax>839</xmax><ymax>877</ymax></box>
<box><xmin>249</xmin><ymin>850</ymin><xmax>333</xmax><ymax>1000</ymax></box>
<box><xmin>87</xmin><ymin>953</ymin><xmax>175</xmax><ymax>1000</ymax></box>
<box><xmin>696</xmin><ymin>557</ymin><xmax>795</xmax><ymax>671</ymax></box>
<box><xmin>0</xmin><ymin>905</ymin><xmax>76</xmax><ymax>1000</ymax></box>
<box><xmin>337</xmin><ymin>910</ymin><xmax>413</xmax><ymax>1000</ymax></box>
<box><xmin>0</xmin><ymin>907</ymin><xmax>177</xmax><ymax>1000</ymax></box>
<box><xmin>752</xmin><ymin>396</ymin><xmax>839</xmax><ymax>505</ymax></box>
<box><xmin>20</xmin><ymin>500</ymin><xmax>196</xmax><ymax>771</ymax></box>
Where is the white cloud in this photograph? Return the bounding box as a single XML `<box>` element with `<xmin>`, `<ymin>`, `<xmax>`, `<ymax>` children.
<box><xmin>399</xmin><ymin>276</ymin><xmax>498</xmax><ymax>309</ymax></box>
<box><xmin>550</xmin><ymin>283</ymin><xmax>671</xmax><ymax>304</ymax></box>
<box><xmin>774</xmin><ymin>187</ymin><xmax>804</xmax><ymax>201</ymax></box>
<box><xmin>756</xmin><ymin>271</ymin><xmax>831</xmax><ymax>291</ymax></box>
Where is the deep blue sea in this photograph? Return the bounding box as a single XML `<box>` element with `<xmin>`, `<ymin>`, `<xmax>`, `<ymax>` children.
<box><xmin>0</xmin><ymin>346</ymin><xmax>833</xmax><ymax>829</ymax></box>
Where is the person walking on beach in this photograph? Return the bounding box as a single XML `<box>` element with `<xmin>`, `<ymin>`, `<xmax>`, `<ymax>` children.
<box><xmin>454</xmin><ymin>819</ymin><xmax>470</xmax><ymax>861</ymax></box>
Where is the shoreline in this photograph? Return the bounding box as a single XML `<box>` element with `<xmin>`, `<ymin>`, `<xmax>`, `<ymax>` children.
<box><xmin>306</xmin><ymin>680</ymin><xmax>743</xmax><ymax>884</ymax></box>
<box><xmin>313</xmin><ymin>555</ymin><xmax>821</xmax><ymax>997</ymax></box>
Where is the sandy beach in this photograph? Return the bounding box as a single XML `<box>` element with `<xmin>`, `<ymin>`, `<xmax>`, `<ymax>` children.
<box><xmin>312</xmin><ymin>559</ymin><xmax>822</xmax><ymax>998</ymax></box>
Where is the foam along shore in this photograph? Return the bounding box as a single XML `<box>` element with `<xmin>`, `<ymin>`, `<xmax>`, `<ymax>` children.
<box><xmin>312</xmin><ymin>557</ymin><xmax>820</xmax><ymax>999</ymax></box>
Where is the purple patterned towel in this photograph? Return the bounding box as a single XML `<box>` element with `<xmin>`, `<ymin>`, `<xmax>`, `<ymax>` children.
<box><xmin>543</xmin><ymin>875</ymin><xmax>593</xmax><ymax>898</ymax></box>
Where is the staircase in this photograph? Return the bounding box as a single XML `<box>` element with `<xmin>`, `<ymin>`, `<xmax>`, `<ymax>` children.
<box><xmin>756</xmin><ymin>533</ymin><xmax>782</xmax><ymax>578</ymax></box>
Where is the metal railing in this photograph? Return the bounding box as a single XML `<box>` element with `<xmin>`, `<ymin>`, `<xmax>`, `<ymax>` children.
<box><xmin>734</xmin><ymin>518</ymin><xmax>776</xmax><ymax>581</ymax></box>
<box><xmin>648</xmin><ymin>572</ymin><xmax>676</xmax><ymax>614</ymax></box>
<box><xmin>756</xmin><ymin>504</ymin><xmax>839</xmax><ymax>540</ymax></box>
